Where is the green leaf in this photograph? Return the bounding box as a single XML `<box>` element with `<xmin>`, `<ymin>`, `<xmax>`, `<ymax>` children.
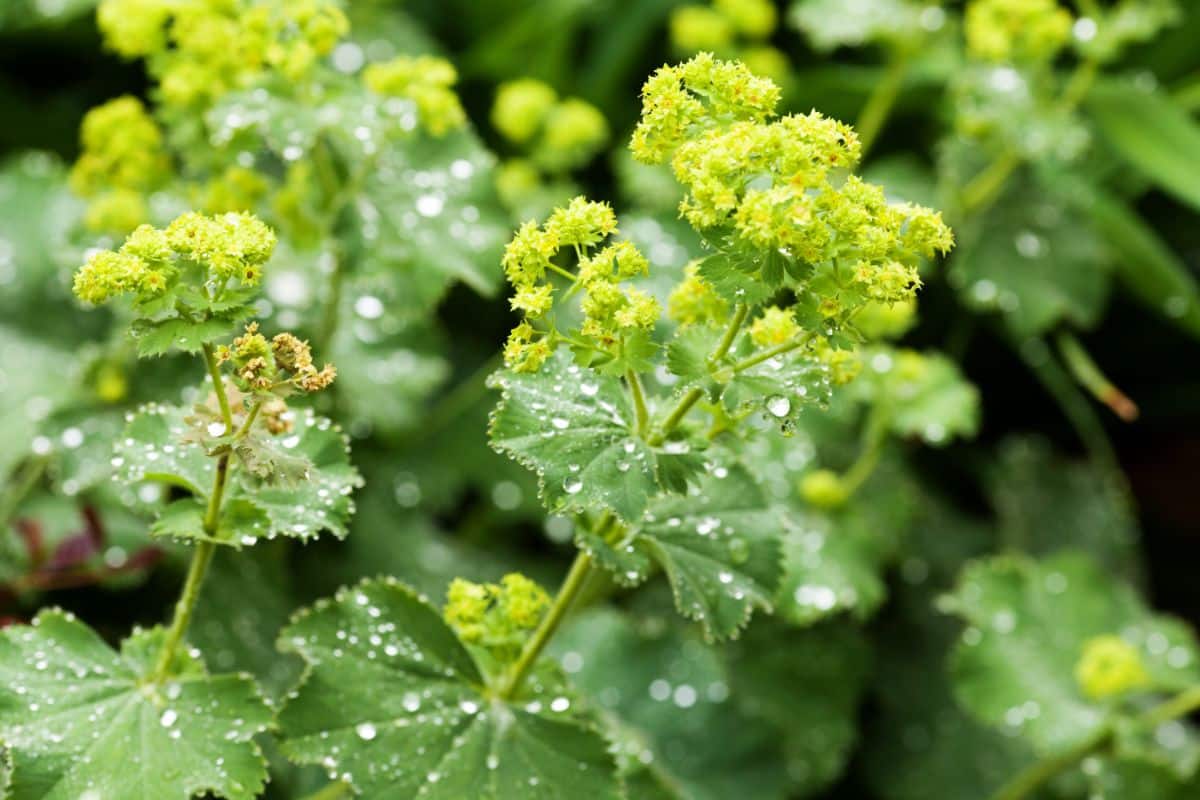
<box><xmin>1084</xmin><ymin>181</ymin><xmax>1200</xmax><ymax>340</ymax></box>
<box><xmin>950</xmin><ymin>173</ymin><xmax>1112</xmax><ymax>336</ymax></box>
<box><xmin>633</xmin><ymin>466</ymin><xmax>783</xmax><ymax>640</ymax></box>
<box><xmin>944</xmin><ymin>552</ymin><xmax>1200</xmax><ymax>755</ymax></box>
<box><xmin>0</xmin><ymin>324</ymin><xmax>79</xmax><ymax>478</ymax></box>
<box><xmin>777</xmin><ymin>511</ymin><xmax>890</xmax><ymax>626</ymax></box>
<box><xmin>488</xmin><ymin>350</ymin><xmax>670</xmax><ymax>521</ymax></box>
<box><xmin>724</xmin><ymin>350</ymin><xmax>833</xmax><ymax>428</ymax></box>
<box><xmin>987</xmin><ymin>437</ymin><xmax>1140</xmax><ymax>577</ymax></box>
<box><xmin>726</xmin><ymin>617</ymin><xmax>872</xmax><ymax>796</ymax></box>
<box><xmin>696</xmin><ymin>253</ymin><xmax>774</xmax><ymax>306</ymax></box>
<box><xmin>1090</xmin><ymin>757</ymin><xmax>1200</xmax><ymax>800</ymax></box>
<box><xmin>277</xmin><ymin>578</ymin><xmax>623</xmax><ymax>799</ymax></box>
<box><xmin>129</xmin><ymin>314</ymin><xmax>243</xmax><ymax>358</ymax></box>
<box><xmin>0</xmin><ymin>611</ymin><xmax>272</xmax><ymax>800</ymax></box>
<box><xmin>1088</xmin><ymin>80</ymin><xmax>1200</xmax><ymax>214</ymax></box>
<box><xmin>150</xmin><ymin>497</ymin><xmax>270</xmax><ymax>548</ymax></box>
<box><xmin>582</xmin><ymin>464</ymin><xmax>784</xmax><ymax>640</ymax></box>
<box><xmin>230</xmin><ymin>409</ymin><xmax>363</xmax><ymax>541</ymax></box>
<box><xmin>550</xmin><ymin>608</ymin><xmax>795</xmax><ymax>800</ymax></box>
<box><xmin>856</xmin><ymin>348</ymin><xmax>980</xmax><ymax>445</ymax></box>
<box><xmin>114</xmin><ymin>403</ymin><xmax>216</xmax><ymax>498</ymax></box>
<box><xmin>665</xmin><ymin>325</ymin><xmax>719</xmax><ymax>396</ymax></box>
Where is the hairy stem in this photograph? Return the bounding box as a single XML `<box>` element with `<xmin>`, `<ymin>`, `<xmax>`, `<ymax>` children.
<box><xmin>856</xmin><ymin>47</ymin><xmax>912</xmax><ymax>157</ymax></box>
<box><xmin>730</xmin><ymin>332</ymin><xmax>814</xmax><ymax>373</ymax></box>
<box><xmin>649</xmin><ymin>304</ymin><xmax>750</xmax><ymax>446</ymax></box>
<box><xmin>989</xmin><ymin>725</ymin><xmax>1110</xmax><ymax>800</ymax></box>
<box><xmin>626</xmin><ymin>370</ymin><xmax>650</xmax><ymax>437</ymax></box>
<box><xmin>0</xmin><ymin>456</ymin><xmax>48</xmax><ymax>555</ymax></box>
<box><xmin>992</xmin><ymin>683</ymin><xmax>1200</xmax><ymax>800</ymax></box>
<box><xmin>153</xmin><ymin>346</ymin><xmax>238</xmax><ymax>682</ymax></box>
<box><xmin>1056</xmin><ymin>332</ymin><xmax>1138</xmax><ymax>421</ymax></box>
<box><xmin>500</xmin><ymin>549</ymin><xmax>595</xmax><ymax>699</ymax></box>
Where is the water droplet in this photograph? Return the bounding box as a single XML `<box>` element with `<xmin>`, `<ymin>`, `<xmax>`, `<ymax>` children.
<box><xmin>355</xmin><ymin>722</ymin><xmax>377</xmax><ymax>741</ymax></box>
<box><xmin>563</xmin><ymin>476</ymin><xmax>584</xmax><ymax>495</ymax></box>
<box><xmin>765</xmin><ymin>395</ymin><xmax>791</xmax><ymax>418</ymax></box>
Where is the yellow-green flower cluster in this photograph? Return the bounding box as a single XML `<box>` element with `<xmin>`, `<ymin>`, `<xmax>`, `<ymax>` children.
<box><xmin>633</xmin><ymin>55</ymin><xmax>952</xmax><ymax>327</ymax></box>
<box><xmin>500</xmin><ymin>197</ymin><xmax>658</xmax><ymax>371</ymax></box>
<box><xmin>444</xmin><ymin>574</ymin><xmax>550</xmax><ymax>660</ymax></box>
<box><xmin>69</xmin><ymin>97</ymin><xmax>171</xmax><ymax>233</ymax></box>
<box><xmin>198</xmin><ymin>165</ymin><xmax>269</xmax><ymax>214</ymax></box>
<box><xmin>965</xmin><ymin>0</ymin><xmax>1073</xmax><ymax>63</ymax></box>
<box><xmin>364</xmin><ymin>55</ymin><xmax>467</xmax><ymax>136</ymax></box>
<box><xmin>217</xmin><ymin>322</ymin><xmax>336</xmax><ymax>394</ymax></box>
<box><xmin>97</xmin><ymin>0</ymin><xmax>349</xmax><ymax>107</ymax></box>
<box><xmin>855</xmin><ymin>297</ymin><xmax>918</xmax><ymax>341</ymax></box>
<box><xmin>631</xmin><ymin>53</ymin><xmax>780</xmax><ymax>164</ymax></box>
<box><xmin>749</xmin><ymin>306</ymin><xmax>800</xmax><ymax>347</ymax></box>
<box><xmin>492</xmin><ymin>79</ymin><xmax>609</xmax><ymax>174</ymax></box>
<box><xmin>166</xmin><ymin>211</ymin><xmax>277</xmax><ymax>284</ymax></box>
<box><xmin>668</xmin><ymin>262</ymin><xmax>729</xmax><ymax>326</ymax></box>
<box><xmin>73</xmin><ymin>211</ymin><xmax>277</xmax><ymax>306</ymax></box>
<box><xmin>1074</xmin><ymin>635</ymin><xmax>1150</xmax><ymax>700</ymax></box>
<box><xmin>812</xmin><ymin>338</ymin><xmax>863</xmax><ymax>386</ymax></box>
<box><xmin>669</xmin><ymin>1</ymin><xmax>788</xmax><ymax>84</ymax></box>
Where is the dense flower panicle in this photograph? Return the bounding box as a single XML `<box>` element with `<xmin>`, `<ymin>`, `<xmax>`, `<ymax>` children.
<box><xmin>444</xmin><ymin>574</ymin><xmax>550</xmax><ymax>660</ymax></box>
<box><xmin>492</xmin><ymin>79</ymin><xmax>559</xmax><ymax>144</ymax></box>
<box><xmin>965</xmin><ymin>0</ymin><xmax>1073</xmax><ymax>63</ymax></box>
<box><xmin>70</xmin><ymin>97</ymin><xmax>171</xmax><ymax>232</ymax></box>
<box><xmin>97</xmin><ymin>0</ymin><xmax>349</xmax><ymax>107</ymax></box>
<box><xmin>500</xmin><ymin>197</ymin><xmax>657</xmax><ymax>371</ymax></box>
<box><xmin>630</xmin><ymin>52</ymin><xmax>781</xmax><ymax>164</ymax></box>
<box><xmin>667</xmin><ymin>262</ymin><xmax>728</xmax><ymax>326</ymax></box>
<box><xmin>714</xmin><ymin>0</ymin><xmax>778</xmax><ymax>38</ymax></box>
<box><xmin>1074</xmin><ymin>635</ymin><xmax>1150</xmax><ymax>700</ymax></box>
<box><xmin>364</xmin><ymin>55</ymin><xmax>467</xmax><ymax>136</ymax></box>
<box><xmin>73</xmin><ymin>211</ymin><xmax>277</xmax><ymax>306</ymax></box>
<box><xmin>670</xmin><ymin>6</ymin><xmax>735</xmax><ymax>53</ymax></box>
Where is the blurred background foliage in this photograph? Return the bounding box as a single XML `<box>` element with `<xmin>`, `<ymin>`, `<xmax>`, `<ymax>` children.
<box><xmin>2</xmin><ymin>1</ymin><xmax>1200</xmax><ymax>798</ymax></box>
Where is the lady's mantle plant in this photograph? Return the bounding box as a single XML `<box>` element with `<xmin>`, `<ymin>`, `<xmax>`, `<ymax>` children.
<box><xmin>260</xmin><ymin>54</ymin><xmax>959</xmax><ymax>798</ymax></box>
<box><xmin>0</xmin><ymin>211</ymin><xmax>360</xmax><ymax>799</ymax></box>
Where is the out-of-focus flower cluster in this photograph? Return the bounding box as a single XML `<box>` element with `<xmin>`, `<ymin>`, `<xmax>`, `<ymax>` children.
<box><xmin>444</xmin><ymin>574</ymin><xmax>550</xmax><ymax>662</ymax></box>
<box><xmin>97</xmin><ymin>0</ymin><xmax>349</xmax><ymax>107</ymax></box>
<box><xmin>670</xmin><ymin>0</ymin><xmax>790</xmax><ymax>85</ymax></box>
<box><xmin>364</xmin><ymin>55</ymin><xmax>467</xmax><ymax>136</ymax></box>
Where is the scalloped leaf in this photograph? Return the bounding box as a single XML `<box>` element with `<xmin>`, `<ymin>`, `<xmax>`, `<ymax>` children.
<box><xmin>230</xmin><ymin>408</ymin><xmax>363</xmax><ymax>541</ymax></box>
<box><xmin>944</xmin><ymin>552</ymin><xmax>1200</xmax><ymax>755</ymax></box>
<box><xmin>277</xmin><ymin>578</ymin><xmax>623</xmax><ymax>799</ymax></box>
<box><xmin>583</xmin><ymin>465</ymin><xmax>783</xmax><ymax>640</ymax></box>
<box><xmin>488</xmin><ymin>350</ymin><xmax>673</xmax><ymax>521</ymax></box>
<box><xmin>150</xmin><ymin>497</ymin><xmax>270</xmax><ymax>548</ymax></box>
<box><xmin>113</xmin><ymin>403</ymin><xmax>216</xmax><ymax>498</ymax></box>
<box><xmin>129</xmin><ymin>314</ymin><xmax>245</xmax><ymax>358</ymax></box>
<box><xmin>0</xmin><ymin>611</ymin><xmax>272</xmax><ymax>800</ymax></box>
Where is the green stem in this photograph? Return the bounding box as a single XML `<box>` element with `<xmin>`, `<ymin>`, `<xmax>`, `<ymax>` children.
<box><xmin>316</xmin><ymin>248</ymin><xmax>345</xmax><ymax>359</ymax></box>
<box><xmin>1140</xmin><ymin>684</ymin><xmax>1200</xmax><ymax>728</ymax></box>
<box><xmin>730</xmin><ymin>332</ymin><xmax>814</xmax><ymax>373</ymax></box>
<box><xmin>153</xmin><ymin>345</ymin><xmax>237</xmax><ymax>683</ymax></box>
<box><xmin>546</xmin><ymin>262</ymin><xmax>578</xmax><ymax>282</ymax></box>
<box><xmin>708</xmin><ymin>303</ymin><xmax>748</xmax><ymax>366</ymax></box>
<box><xmin>626</xmin><ymin>369</ymin><xmax>650</xmax><ymax>437</ymax></box>
<box><xmin>0</xmin><ymin>455</ymin><xmax>48</xmax><ymax>540</ymax></box>
<box><xmin>856</xmin><ymin>47</ymin><xmax>913</xmax><ymax>158</ymax></box>
<box><xmin>840</xmin><ymin>410</ymin><xmax>889</xmax><ymax>496</ymax></box>
<box><xmin>989</xmin><ymin>725</ymin><xmax>1110</xmax><ymax>800</ymax></box>
<box><xmin>991</xmin><ymin>683</ymin><xmax>1200</xmax><ymax>800</ymax></box>
<box><xmin>1055</xmin><ymin>332</ymin><xmax>1138</xmax><ymax>421</ymax></box>
<box><xmin>959</xmin><ymin>58</ymin><xmax>1099</xmax><ymax>216</ymax></box>
<box><xmin>648</xmin><ymin>304</ymin><xmax>750</xmax><ymax>446</ymax></box>
<box><xmin>499</xmin><ymin>549</ymin><xmax>595</xmax><ymax>700</ymax></box>
<box><xmin>202</xmin><ymin>343</ymin><xmax>233</xmax><ymax>429</ymax></box>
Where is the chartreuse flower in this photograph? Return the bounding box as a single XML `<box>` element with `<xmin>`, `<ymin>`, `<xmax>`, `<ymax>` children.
<box><xmin>669</xmin><ymin>0</ymin><xmax>787</xmax><ymax>82</ymax></box>
<box><xmin>490</xmin><ymin>78</ymin><xmax>609</xmax><ymax>210</ymax></box>
<box><xmin>364</xmin><ymin>54</ymin><xmax>467</xmax><ymax>136</ymax></box>
<box><xmin>96</xmin><ymin>0</ymin><xmax>349</xmax><ymax>107</ymax></box>
<box><xmin>444</xmin><ymin>574</ymin><xmax>551</xmax><ymax>664</ymax></box>
<box><xmin>69</xmin><ymin>96</ymin><xmax>171</xmax><ymax>233</ymax></box>
<box><xmin>1075</xmin><ymin>635</ymin><xmax>1151</xmax><ymax>700</ymax></box>
<box><xmin>965</xmin><ymin>0</ymin><xmax>1073</xmax><ymax>63</ymax></box>
<box><xmin>500</xmin><ymin>197</ymin><xmax>658</xmax><ymax>372</ymax></box>
<box><xmin>668</xmin><ymin>261</ymin><xmax>729</xmax><ymax>326</ymax></box>
<box><xmin>216</xmin><ymin>323</ymin><xmax>336</xmax><ymax>395</ymax></box>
